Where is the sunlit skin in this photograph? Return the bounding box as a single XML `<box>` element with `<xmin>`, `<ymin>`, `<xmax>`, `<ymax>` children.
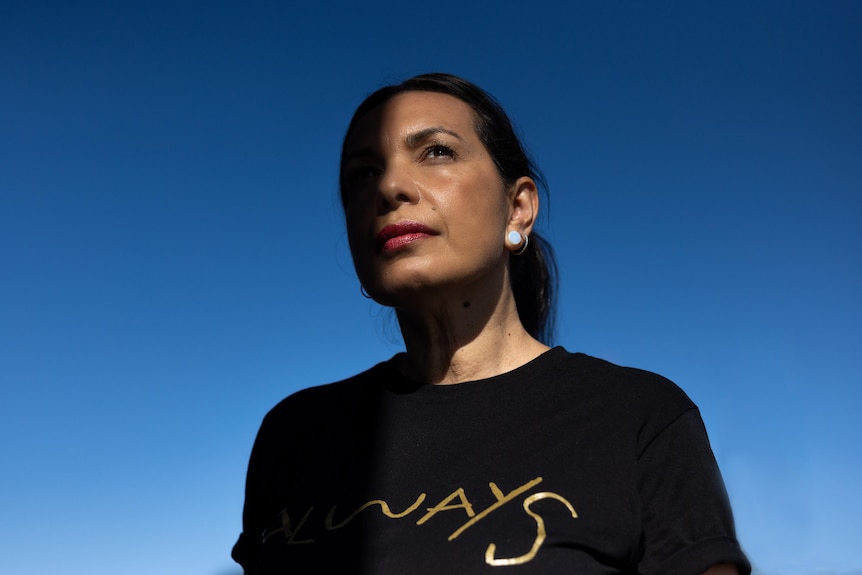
<box><xmin>342</xmin><ymin>91</ymin><xmax>549</xmax><ymax>384</ymax></box>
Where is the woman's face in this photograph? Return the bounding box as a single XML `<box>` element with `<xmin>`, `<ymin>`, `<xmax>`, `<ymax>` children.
<box><xmin>342</xmin><ymin>91</ymin><xmax>526</xmax><ymax>308</ymax></box>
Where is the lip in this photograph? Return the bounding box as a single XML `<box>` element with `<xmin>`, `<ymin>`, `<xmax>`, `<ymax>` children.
<box><xmin>376</xmin><ymin>221</ymin><xmax>437</xmax><ymax>252</ymax></box>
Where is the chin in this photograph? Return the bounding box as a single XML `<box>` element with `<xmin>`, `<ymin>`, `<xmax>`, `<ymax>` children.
<box><xmin>366</xmin><ymin>273</ymin><xmax>443</xmax><ymax>307</ymax></box>
<box><xmin>368</xmin><ymin>282</ymin><xmax>425</xmax><ymax>307</ymax></box>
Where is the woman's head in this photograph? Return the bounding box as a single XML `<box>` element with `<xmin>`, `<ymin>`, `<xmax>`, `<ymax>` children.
<box><xmin>339</xmin><ymin>73</ymin><xmax>557</xmax><ymax>344</ymax></box>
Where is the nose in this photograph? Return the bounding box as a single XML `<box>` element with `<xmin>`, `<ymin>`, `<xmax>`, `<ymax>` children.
<box><xmin>376</xmin><ymin>161</ymin><xmax>419</xmax><ymax>213</ymax></box>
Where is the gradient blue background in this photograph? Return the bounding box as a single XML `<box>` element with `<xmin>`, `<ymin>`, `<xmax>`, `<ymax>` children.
<box><xmin>1</xmin><ymin>1</ymin><xmax>860</xmax><ymax>574</ymax></box>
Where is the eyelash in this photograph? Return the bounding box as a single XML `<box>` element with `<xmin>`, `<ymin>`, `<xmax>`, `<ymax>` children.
<box><xmin>352</xmin><ymin>166</ymin><xmax>380</xmax><ymax>180</ymax></box>
<box><xmin>423</xmin><ymin>143</ymin><xmax>456</xmax><ymax>160</ymax></box>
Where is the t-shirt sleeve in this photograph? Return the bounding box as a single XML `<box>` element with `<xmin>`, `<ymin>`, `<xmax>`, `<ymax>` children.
<box><xmin>231</xmin><ymin>530</ymin><xmax>257</xmax><ymax>575</ymax></box>
<box><xmin>232</xmin><ymin>410</ymin><xmax>279</xmax><ymax>575</ymax></box>
<box><xmin>636</xmin><ymin>408</ymin><xmax>750</xmax><ymax>575</ymax></box>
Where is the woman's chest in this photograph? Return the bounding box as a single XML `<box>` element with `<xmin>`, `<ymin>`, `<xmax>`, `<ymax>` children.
<box><xmin>258</xmin><ymin>397</ymin><xmax>644</xmax><ymax>573</ymax></box>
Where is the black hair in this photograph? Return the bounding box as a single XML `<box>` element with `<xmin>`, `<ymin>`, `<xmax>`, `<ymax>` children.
<box><xmin>339</xmin><ymin>73</ymin><xmax>557</xmax><ymax>344</ymax></box>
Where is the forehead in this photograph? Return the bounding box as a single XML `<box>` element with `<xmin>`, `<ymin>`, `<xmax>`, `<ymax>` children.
<box><xmin>345</xmin><ymin>91</ymin><xmax>479</xmax><ymax>151</ymax></box>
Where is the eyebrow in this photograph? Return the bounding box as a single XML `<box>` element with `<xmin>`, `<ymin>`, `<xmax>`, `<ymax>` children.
<box><xmin>343</xmin><ymin>146</ymin><xmax>376</xmax><ymax>164</ymax></box>
<box><xmin>404</xmin><ymin>126</ymin><xmax>465</xmax><ymax>148</ymax></box>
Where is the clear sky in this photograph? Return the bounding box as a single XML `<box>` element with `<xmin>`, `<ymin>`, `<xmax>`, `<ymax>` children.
<box><xmin>1</xmin><ymin>1</ymin><xmax>860</xmax><ymax>574</ymax></box>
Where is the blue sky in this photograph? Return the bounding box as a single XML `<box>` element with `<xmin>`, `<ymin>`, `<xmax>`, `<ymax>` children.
<box><xmin>1</xmin><ymin>1</ymin><xmax>860</xmax><ymax>574</ymax></box>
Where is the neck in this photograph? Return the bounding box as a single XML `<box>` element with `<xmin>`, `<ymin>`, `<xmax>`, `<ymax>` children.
<box><xmin>393</xmin><ymin>278</ymin><xmax>549</xmax><ymax>385</ymax></box>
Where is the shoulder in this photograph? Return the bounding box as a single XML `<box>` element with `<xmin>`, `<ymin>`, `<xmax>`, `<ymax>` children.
<box><xmin>542</xmin><ymin>348</ymin><xmax>699</xmax><ymax>443</ymax></box>
<box><xmin>264</xmin><ymin>359</ymin><xmax>389</xmax><ymax>419</ymax></box>
<box><xmin>547</xmin><ymin>347</ymin><xmax>694</xmax><ymax>407</ymax></box>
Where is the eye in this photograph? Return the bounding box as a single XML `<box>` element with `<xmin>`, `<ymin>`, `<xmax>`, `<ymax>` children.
<box><xmin>358</xmin><ymin>166</ymin><xmax>380</xmax><ymax>178</ymax></box>
<box><xmin>348</xmin><ymin>165</ymin><xmax>381</xmax><ymax>183</ymax></box>
<box><xmin>343</xmin><ymin>164</ymin><xmax>381</xmax><ymax>201</ymax></box>
<box><xmin>423</xmin><ymin>144</ymin><xmax>456</xmax><ymax>161</ymax></box>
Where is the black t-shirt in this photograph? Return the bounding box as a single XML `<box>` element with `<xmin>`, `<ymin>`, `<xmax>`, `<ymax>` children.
<box><xmin>233</xmin><ymin>347</ymin><xmax>749</xmax><ymax>574</ymax></box>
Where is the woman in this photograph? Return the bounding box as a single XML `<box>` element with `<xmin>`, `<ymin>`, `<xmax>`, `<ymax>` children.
<box><xmin>232</xmin><ymin>73</ymin><xmax>749</xmax><ymax>574</ymax></box>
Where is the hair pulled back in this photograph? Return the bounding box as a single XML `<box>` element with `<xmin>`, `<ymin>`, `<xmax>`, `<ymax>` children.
<box><xmin>339</xmin><ymin>73</ymin><xmax>557</xmax><ymax>344</ymax></box>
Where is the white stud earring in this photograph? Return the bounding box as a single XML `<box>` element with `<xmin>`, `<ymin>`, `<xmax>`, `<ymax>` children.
<box><xmin>506</xmin><ymin>230</ymin><xmax>529</xmax><ymax>255</ymax></box>
<box><xmin>507</xmin><ymin>230</ymin><xmax>522</xmax><ymax>247</ymax></box>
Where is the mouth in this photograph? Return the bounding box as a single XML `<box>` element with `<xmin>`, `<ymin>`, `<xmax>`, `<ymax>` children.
<box><xmin>376</xmin><ymin>221</ymin><xmax>436</xmax><ymax>253</ymax></box>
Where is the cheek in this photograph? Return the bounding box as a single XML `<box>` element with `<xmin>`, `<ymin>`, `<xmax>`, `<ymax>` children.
<box><xmin>451</xmin><ymin>170</ymin><xmax>506</xmax><ymax>212</ymax></box>
<box><xmin>344</xmin><ymin>216</ymin><xmax>370</xmax><ymax>272</ymax></box>
<box><xmin>344</xmin><ymin>205</ymin><xmax>369</xmax><ymax>245</ymax></box>
<box><xmin>465</xmin><ymin>184</ymin><xmax>510</xmax><ymax>236</ymax></box>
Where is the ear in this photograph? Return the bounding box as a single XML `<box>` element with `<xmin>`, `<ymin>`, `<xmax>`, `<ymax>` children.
<box><xmin>508</xmin><ymin>176</ymin><xmax>539</xmax><ymax>235</ymax></box>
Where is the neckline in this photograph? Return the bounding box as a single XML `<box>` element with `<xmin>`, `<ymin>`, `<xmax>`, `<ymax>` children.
<box><xmin>381</xmin><ymin>346</ymin><xmax>567</xmax><ymax>395</ymax></box>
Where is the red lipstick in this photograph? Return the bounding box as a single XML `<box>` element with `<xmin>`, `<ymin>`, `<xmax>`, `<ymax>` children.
<box><xmin>377</xmin><ymin>221</ymin><xmax>436</xmax><ymax>252</ymax></box>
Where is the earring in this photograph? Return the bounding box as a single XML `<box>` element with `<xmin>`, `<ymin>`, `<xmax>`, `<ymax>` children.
<box><xmin>506</xmin><ymin>230</ymin><xmax>529</xmax><ymax>256</ymax></box>
<box><xmin>360</xmin><ymin>284</ymin><xmax>372</xmax><ymax>299</ymax></box>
